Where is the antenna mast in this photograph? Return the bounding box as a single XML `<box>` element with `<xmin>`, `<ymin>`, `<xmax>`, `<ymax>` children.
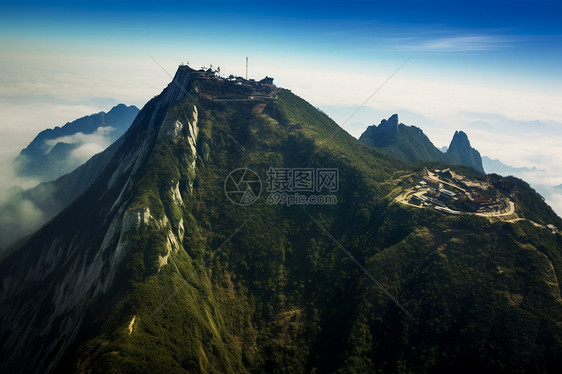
<box><xmin>246</xmin><ymin>57</ymin><xmax>248</xmax><ymax>80</ymax></box>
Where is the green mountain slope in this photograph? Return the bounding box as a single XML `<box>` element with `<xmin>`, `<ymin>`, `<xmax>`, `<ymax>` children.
<box><xmin>1</xmin><ymin>66</ymin><xmax>561</xmax><ymax>373</ymax></box>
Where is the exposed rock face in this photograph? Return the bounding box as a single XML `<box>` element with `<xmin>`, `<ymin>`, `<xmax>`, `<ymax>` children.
<box><xmin>359</xmin><ymin>114</ymin><xmax>484</xmax><ymax>173</ymax></box>
<box><xmin>378</xmin><ymin>113</ymin><xmax>399</xmax><ymax>132</ymax></box>
<box><xmin>359</xmin><ymin>114</ymin><xmax>447</xmax><ymax>164</ymax></box>
<box><xmin>359</xmin><ymin>114</ymin><xmax>399</xmax><ymax>148</ymax></box>
<box><xmin>0</xmin><ymin>67</ymin><xmax>200</xmax><ymax>373</ymax></box>
<box><xmin>446</xmin><ymin>130</ymin><xmax>485</xmax><ymax>173</ymax></box>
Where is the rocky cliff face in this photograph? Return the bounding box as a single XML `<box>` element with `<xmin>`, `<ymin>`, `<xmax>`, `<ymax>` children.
<box><xmin>359</xmin><ymin>114</ymin><xmax>399</xmax><ymax>148</ymax></box>
<box><xmin>0</xmin><ymin>67</ymin><xmax>199</xmax><ymax>373</ymax></box>
<box><xmin>359</xmin><ymin>114</ymin><xmax>484</xmax><ymax>173</ymax></box>
<box><xmin>359</xmin><ymin>114</ymin><xmax>446</xmax><ymax>164</ymax></box>
<box><xmin>445</xmin><ymin>130</ymin><xmax>485</xmax><ymax>173</ymax></box>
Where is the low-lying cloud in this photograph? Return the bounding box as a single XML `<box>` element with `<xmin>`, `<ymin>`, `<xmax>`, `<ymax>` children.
<box><xmin>45</xmin><ymin>126</ymin><xmax>117</xmax><ymax>166</ymax></box>
<box><xmin>0</xmin><ymin>118</ymin><xmax>121</xmax><ymax>251</ymax></box>
<box><xmin>0</xmin><ymin>183</ymin><xmax>56</xmax><ymax>250</ymax></box>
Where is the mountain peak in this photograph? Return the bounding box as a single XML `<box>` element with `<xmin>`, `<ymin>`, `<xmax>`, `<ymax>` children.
<box><xmin>359</xmin><ymin>117</ymin><xmax>485</xmax><ymax>174</ymax></box>
<box><xmin>446</xmin><ymin>130</ymin><xmax>484</xmax><ymax>173</ymax></box>
<box><xmin>107</xmin><ymin>103</ymin><xmax>136</xmax><ymax>113</ymax></box>
<box><xmin>451</xmin><ymin>130</ymin><xmax>469</xmax><ymax>146</ymax></box>
<box><xmin>379</xmin><ymin>113</ymin><xmax>399</xmax><ymax>130</ymax></box>
<box><xmin>358</xmin><ymin>114</ymin><xmax>447</xmax><ymax>163</ymax></box>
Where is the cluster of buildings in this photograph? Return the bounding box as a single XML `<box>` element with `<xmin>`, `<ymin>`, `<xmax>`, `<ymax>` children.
<box><xmin>227</xmin><ymin>75</ymin><xmax>276</xmax><ymax>99</ymax></box>
<box><xmin>401</xmin><ymin>168</ymin><xmax>560</xmax><ymax>235</ymax></box>
<box><xmin>179</xmin><ymin>64</ymin><xmax>277</xmax><ymax>99</ymax></box>
<box><xmin>408</xmin><ymin>168</ymin><xmax>508</xmax><ymax>215</ymax></box>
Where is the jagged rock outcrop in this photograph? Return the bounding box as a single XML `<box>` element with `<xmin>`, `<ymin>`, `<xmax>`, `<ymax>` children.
<box><xmin>445</xmin><ymin>130</ymin><xmax>485</xmax><ymax>173</ymax></box>
<box><xmin>359</xmin><ymin>114</ymin><xmax>485</xmax><ymax>173</ymax></box>
<box><xmin>359</xmin><ymin>114</ymin><xmax>446</xmax><ymax>163</ymax></box>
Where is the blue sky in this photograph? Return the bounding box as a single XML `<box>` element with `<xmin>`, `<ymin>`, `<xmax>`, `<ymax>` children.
<box><xmin>2</xmin><ymin>0</ymin><xmax>561</xmax><ymax>90</ymax></box>
<box><xmin>1</xmin><ymin>0</ymin><xmax>562</xmax><ymax>212</ymax></box>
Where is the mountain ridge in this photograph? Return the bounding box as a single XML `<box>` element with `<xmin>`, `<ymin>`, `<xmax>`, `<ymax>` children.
<box><xmin>1</xmin><ymin>66</ymin><xmax>562</xmax><ymax>373</ymax></box>
<box><xmin>359</xmin><ymin>114</ymin><xmax>485</xmax><ymax>173</ymax></box>
<box><xmin>446</xmin><ymin>130</ymin><xmax>484</xmax><ymax>173</ymax></box>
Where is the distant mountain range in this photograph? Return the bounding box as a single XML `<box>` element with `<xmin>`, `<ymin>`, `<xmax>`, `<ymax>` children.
<box><xmin>13</xmin><ymin>103</ymin><xmax>139</xmax><ymax>182</ymax></box>
<box><xmin>482</xmin><ymin>156</ymin><xmax>540</xmax><ymax>176</ymax></box>
<box><xmin>359</xmin><ymin>114</ymin><xmax>484</xmax><ymax>173</ymax></box>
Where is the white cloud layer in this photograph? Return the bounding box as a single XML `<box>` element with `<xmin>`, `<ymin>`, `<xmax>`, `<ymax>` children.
<box><xmin>46</xmin><ymin>126</ymin><xmax>116</xmax><ymax>164</ymax></box>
